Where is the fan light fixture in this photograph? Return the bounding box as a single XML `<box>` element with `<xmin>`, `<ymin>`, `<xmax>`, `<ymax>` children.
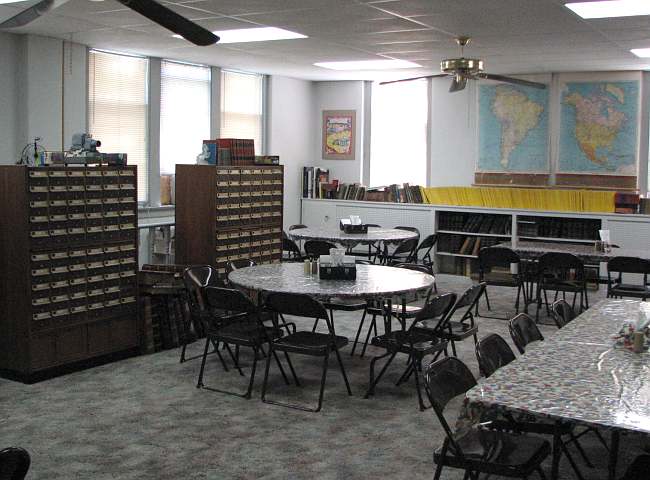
<box><xmin>631</xmin><ymin>48</ymin><xmax>650</xmax><ymax>58</ymax></box>
<box><xmin>565</xmin><ymin>0</ymin><xmax>650</xmax><ymax>18</ymax></box>
<box><xmin>174</xmin><ymin>26</ymin><xmax>306</xmax><ymax>43</ymax></box>
<box><xmin>314</xmin><ymin>59</ymin><xmax>421</xmax><ymax>71</ymax></box>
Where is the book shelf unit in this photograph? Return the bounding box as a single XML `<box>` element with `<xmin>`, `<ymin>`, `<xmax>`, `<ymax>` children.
<box><xmin>0</xmin><ymin>165</ymin><xmax>140</xmax><ymax>382</ymax></box>
<box><xmin>301</xmin><ymin>198</ymin><xmax>650</xmax><ymax>276</ymax></box>
<box><xmin>435</xmin><ymin>210</ymin><xmax>513</xmax><ymax>275</ymax></box>
<box><xmin>175</xmin><ymin>165</ymin><xmax>284</xmax><ymax>276</ymax></box>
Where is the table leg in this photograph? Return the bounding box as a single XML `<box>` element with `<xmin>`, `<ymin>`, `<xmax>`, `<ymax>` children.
<box><xmin>551</xmin><ymin>421</ymin><xmax>562</xmax><ymax>480</ymax></box>
<box><xmin>608</xmin><ymin>430</ymin><xmax>620</xmax><ymax>480</ymax></box>
<box><xmin>384</xmin><ymin>299</ymin><xmax>392</xmax><ymax>334</ymax></box>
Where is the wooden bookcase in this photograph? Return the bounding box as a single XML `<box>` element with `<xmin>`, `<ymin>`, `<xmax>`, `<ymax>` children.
<box><xmin>175</xmin><ymin>165</ymin><xmax>284</xmax><ymax>275</ymax></box>
<box><xmin>0</xmin><ymin>165</ymin><xmax>140</xmax><ymax>382</ymax></box>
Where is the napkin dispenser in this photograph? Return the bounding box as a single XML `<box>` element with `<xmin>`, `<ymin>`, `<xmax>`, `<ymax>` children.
<box><xmin>319</xmin><ymin>255</ymin><xmax>357</xmax><ymax>280</ymax></box>
<box><xmin>339</xmin><ymin>218</ymin><xmax>368</xmax><ymax>234</ymax></box>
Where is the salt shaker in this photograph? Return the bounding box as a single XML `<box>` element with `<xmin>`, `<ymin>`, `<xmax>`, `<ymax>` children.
<box><xmin>633</xmin><ymin>331</ymin><xmax>645</xmax><ymax>353</ymax></box>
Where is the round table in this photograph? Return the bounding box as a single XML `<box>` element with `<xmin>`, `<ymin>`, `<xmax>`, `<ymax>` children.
<box><xmin>288</xmin><ymin>226</ymin><xmax>418</xmax><ymax>247</ymax></box>
<box><xmin>228</xmin><ymin>263</ymin><xmax>434</xmax><ymax>301</ymax></box>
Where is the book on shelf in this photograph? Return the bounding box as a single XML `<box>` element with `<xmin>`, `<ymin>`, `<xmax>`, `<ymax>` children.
<box><xmin>459</xmin><ymin>237</ymin><xmax>474</xmax><ymax>255</ymax></box>
<box><xmin>302</xmin><ymin>167</ymin><xmax>330</xmax><ymax>199</ymax></box>
<box><xmin>471</xmin><ymin>238</ymin><xmax>482</xmax><ymax>257</ymax></box>
<box><xmin>203</xmin><ymin>138</ymin><xmax>255</xmax><ymax>166</ymax></box>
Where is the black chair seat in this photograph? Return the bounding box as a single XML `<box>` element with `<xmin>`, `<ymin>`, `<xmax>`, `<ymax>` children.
<box><xmin>273</xmin><ymin>331</ymin><xmax>348</xmax><ymax>355</ymax></box>
<box><xmin>371</xmin><ymin>330</ymin><xmax>447</xmax><ymax>355</ymax></box>
<box><xmin>543</xmin><ymin>278</ymin><xmax>584</xmax><ymax>291</ymax></box>
<box><xmin>324</xmin><ymin>297</ymin><xmax>367</xmax><ymax>311</ymax></box>
<box><xmin>216</xmin><ymin>321</ymin><xmax>283</xmax><ymax>345</ymax></box>
<box><xmin>434</xmin><ymin>429</ymin><xmax>551</xmax><ymax>477</ymax></box>
<box><xmin>436</xmin><ymin>321</ymin><xmax>478</xmax><ymax>341</ymax></box>
<box><xmin>609</xmin><ymin>283</ymin><xmax>650</xmax><ymax>298</ymax></box>
<box><xmin>482</xmin><ymin>271</ymin><xmax>520</xmax><ymax>287</ymax></box>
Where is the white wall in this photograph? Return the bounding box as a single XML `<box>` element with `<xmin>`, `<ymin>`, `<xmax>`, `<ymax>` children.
<box><xmin>312</xmin><ymin>80</ymin><xmax>364</xmax><ymax>183</ymax></box>
<box><xmin>268</xmin><ymin>75</ymin><xmax>315</xmax><ymax>228</ymax></box>
<box><xmin>0</xmin><ymin>32</ymin><xmax>20</xmax><ymax>163</ymax></box>
<box><xmin>429</xmin><ymin>78</ymin><xmax>478</xmax><ymax>186</ymax></box>
<box><xmin>0</xmin><ymin>33</ymin><xmax>87</xmax><ymax>164</ymax></box>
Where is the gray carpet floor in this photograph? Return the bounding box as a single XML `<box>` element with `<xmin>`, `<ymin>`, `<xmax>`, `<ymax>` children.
<box><xmin>1</xmin><ymin>274</ymin><xmax>647</xmax><ymax>479</ymax></box>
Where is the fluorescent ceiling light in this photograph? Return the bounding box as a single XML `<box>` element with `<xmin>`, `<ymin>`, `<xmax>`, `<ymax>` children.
<box><xmin>565</xmin><ymin>0</ymin><xmax>650</xmax><ymax>18</ymax></box>
<box><xmin>631</xmin><ymin>48</ymin><xmax>650</xmax><ymax>57</ymax></box>
<box><xmin>173</xmin><ymin>27</ymin><xmax>306</xmax><ymax>43</ymax></box>
<box><xmin>314</xmin><ymin>59</ymin><xmax>421</xmax><ymax>71</ymax></box>
<box><xmin>0</xmin><ymin>0</ymin><xmax>25</xmax><ymax>3</ymax></box>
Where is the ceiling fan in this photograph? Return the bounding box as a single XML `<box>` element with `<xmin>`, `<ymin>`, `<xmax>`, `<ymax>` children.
<box><xmin>0</xmin><ymin>0</ymin><xmax>220</xmax><ymax>46</ymax></box>
<box><xmin>381</xmin><ymin>36</ymin><xmax>546</xmax><ymax>92</ymax></box>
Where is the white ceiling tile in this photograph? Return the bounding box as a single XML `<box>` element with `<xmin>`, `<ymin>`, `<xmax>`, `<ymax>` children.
<box><xmin>2</xmin><ymin>0</ymin><xmax>649</xmax><ymax>80</ymax></box>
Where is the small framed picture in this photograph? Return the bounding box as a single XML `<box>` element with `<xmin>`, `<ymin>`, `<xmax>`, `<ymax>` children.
<box><xmin>322</xmin><ymin>110</ymin><xmax>355</xmax><ymax>160</ymax></box>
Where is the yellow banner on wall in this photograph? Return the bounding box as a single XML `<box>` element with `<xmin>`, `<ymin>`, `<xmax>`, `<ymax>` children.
<box><xmin>419</xmin><ymin>186</ymin><xmax>615</xmax><ymax>213</ymax></box>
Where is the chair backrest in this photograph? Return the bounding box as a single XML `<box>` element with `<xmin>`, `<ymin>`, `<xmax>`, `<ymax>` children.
<box><xmin>282</xmin><ymin>237</ymin><xmax>302</xmax><ymax>258</ymax></box>
<box><xmin>478</xmin><ymin>246</ymin><xmax>520</xmax><ymax>272</ymax></box>
<box><xmin>288</xmin><ymin>224</ymin><xmax>307</xmax><ymax>231</ymax></box>
<box><xmin>475</xmin><ymin>333</ymin><xmax>516</xmax><ymax>378</ymax></box>
<box><xmin>550</xmin><ymin>299</ymin><xmax>575</xmax><ymax>329</ymax></box>
<box><xmin>0</xmin><ymin>447</ymin><xmax>31</xmax><ymax>480</ymax></box>
<box><xmin>204</xmin><ymin>287</ymin><xmax>258</xmax><ymax>315</ymax></box>
<box><xmin>393</xmin><ymin>263</ymin><xmax>432</xmax><ymax>275</ymax></box>
<box><xmin>387</xmin><ymin>237</ymin><xmax>419</xmax><ymax>263</ymax></box>
<box><xmin>424</xmin><ymin>357</ymin><xmax>477</xmax><ymax>452</ymax></box>
<box><xmin>607</xmin><ymin>256</ymin><xmax>650</xmax><ymax>282</ymax></box>
<box><xmin>415</xmin><ymin>234</ymin><xmax>438</xmax><ymax>262</ymax></box>
<box><xmin>304</xmin><ymin>240</ymin><xmax>336</xmax><ymax>258</ymax></box>
<box><xmin>182</xmin><ymin>265</ymin><xmax>222</xmax><ymax>313</ymax></box>
<box><xmin>265</xmin><ymin>292</ymin><xmax>330</xmax><ymax>325</ymax></box>
<box><xmin>538</xmin><ymin>252</ymin><xmax>585</xmax><ymax>280</ymax></box>
<box><xmin>509</xmin><ymin>313</ymin><xmax>544</xmax><ymax>354</ymax></box>
<box><xmin>413</xmin><ymin>293</ymin><xmax>457</xmax><ymax>331</ymax></box>
<box><xmin>226</xmin><ymin>259</ymin><xmax>257</xmax><ymax>273</ymax></box>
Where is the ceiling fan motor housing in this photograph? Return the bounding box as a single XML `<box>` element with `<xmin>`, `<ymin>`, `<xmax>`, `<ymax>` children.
<box><xmin>441</xmin><ymin>58</ymin><xmax>484</xmax><ymax>75</ymax></box>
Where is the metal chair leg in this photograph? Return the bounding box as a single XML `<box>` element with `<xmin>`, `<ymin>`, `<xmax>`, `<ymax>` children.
<box><xmin>333</xmin><ymin>346</ymin><xmax>352</xmax><ymax>395</ymax></box>
<box><xmin>568</xmin><ymin>431</ymin><xmax>594</xmax><ymax>468</ymax></box>
<box><xmin>413</xmin><ymin>357</ymin><xmax>429</xmax><ymax>411</ymax></box>
<box><xmin>350</xmin><ymin>308</ymin><xmax>368</xmax><ymax>356</ymax></box>
<box><xmin>560</xmin><ymin>438</ymin><xmax>586</xmax><ymax>480</ymax></box>
<box><xmin>196</xmin><ymin>337</ymin><xmax>211</xmax><ymax>388</ymax></box>
<box><xmin>364</xmin><ymin>351</ymin><xmax>397</xmax><ymax>398</ymax></box>
<box><xmin>360</xmin><ymin>313</ymin><xmax>378</xmax><ymax>357</ymax></box>
<box><xmin>283</xmin><ymin>351</ymin><xmax>301</xmax><ymax>386</ymax></box>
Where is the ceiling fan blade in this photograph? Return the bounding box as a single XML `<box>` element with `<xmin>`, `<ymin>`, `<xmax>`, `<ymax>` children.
<box><xmin>0</xmin><ymin>0</ymin><xmax>69</xmax><ymax>29</ymax></box>
<box><xmin>479</xmin><ymin>73</ymin><xmax>546</xmax><ymax>89</ymax></box>
<box><xmin>116</xmin><ymin>0</ymin><xmax>219</xmax><ymax>46</ymax></box>
<box><xmin>449</xmin><ymin>75</ymin><xmax>467</xmax><ymax>93</ymax></box>
<box><xmin>379</xmin><ymin>74</ymin><xmax>448</xmax><ymax>85</ymax></box>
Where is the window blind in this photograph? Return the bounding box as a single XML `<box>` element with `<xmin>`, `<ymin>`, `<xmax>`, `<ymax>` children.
<box><xmin>88</xmin><ymin>50</ymin><xmax>149</xmax><ymax>202</ymax></box>
<box><xmin>160</xmin><ymin>61</ymin><xmax>211</xmax><ymax>175</ymax></box>
<box><xmin>220</xmin><ymin>70</ymin><xmax>264</xmax><ymax>154</ymax></box>
<box><xmin>370</xmin><ymin>80</ymin><xmax>428</xmax><ymax>187</ymax></box>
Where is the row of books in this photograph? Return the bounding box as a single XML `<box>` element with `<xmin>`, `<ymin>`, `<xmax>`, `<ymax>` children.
<box><xmin>302</xmin><ymin>167</ymin><xmax>330</xmax><ymax>199</ymax></box>
<box><xmin>438</xmin><ymin>213</ymin><xmax>511</xmax><ymax>235</ymax></box>
<box><xmin>203</xmin><ymin>138</ymin><xmax>255</xmax><ymax>166</ymax></box>
<box><xmin>517</xmin><ymin>216</ymin><xmax>600</xmax><ymax>240</ymax></box>
<box><xmin>437</xmin><ymin>234</ymin><xmax>502</xmax><ymax>256</ymax></box>
<box><xmin>302</xmin><ymin>175</ymin><xmax>425</xmax><ymax>204</ymax></box>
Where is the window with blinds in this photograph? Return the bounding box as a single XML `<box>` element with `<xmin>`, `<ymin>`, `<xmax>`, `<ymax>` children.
<box><xmin>220</xmin><ymin>70</ymin><xmax>264</xmax><ymax>154</ymax></box>
<box><xmin>370</xmin><ymin>79</ymin><xmax>428</xmax><ymax>187</ymax></box>
<box><xmin>88</xmin><ymin>50</ymin><xmax>149</xmax><ymax>202</ymax></box>
<box><xmin>160</xmin><ymin>61</ymin><xmax>210</xmax><ymax>175</ymax></box>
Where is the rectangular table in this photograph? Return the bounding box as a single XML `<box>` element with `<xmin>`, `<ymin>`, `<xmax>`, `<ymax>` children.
<box><xmin>466</xmin><ymin>299</ymin><xmax>650</xmax><ymax>480</ymax></box>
